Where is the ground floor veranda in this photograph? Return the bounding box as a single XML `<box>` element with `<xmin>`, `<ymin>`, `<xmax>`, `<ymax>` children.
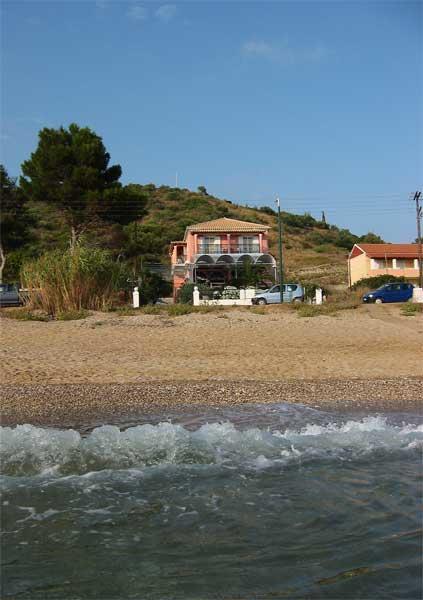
<box><xmin>173</xmin><ymin>256</ymin><xmax>277</xmax><ymax>297</ymax></box>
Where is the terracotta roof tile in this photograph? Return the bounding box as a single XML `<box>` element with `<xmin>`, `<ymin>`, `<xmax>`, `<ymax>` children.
<box><xmin>186</xmin><ymin>217</ymin><xmax>270</xmax><ymax>234</ymax></box>
<box><xmin>356</xmin><ymin>243</ymin><xmax>420</xmax><ymax>258</ymax></box>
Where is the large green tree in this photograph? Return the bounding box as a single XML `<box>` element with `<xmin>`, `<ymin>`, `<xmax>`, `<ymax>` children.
<box><xmin>20</xmin><ymin>124</ymin><xmax>145</xmax><ymax>248</ymax></box>
<box><xmin>0</xmin><ymin>165</ymin><xmax>32</xmax><ymax>282</ymax></box>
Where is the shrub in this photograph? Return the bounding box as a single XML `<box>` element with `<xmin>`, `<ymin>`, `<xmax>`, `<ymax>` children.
<box><xmin>177</xmin><ymin>283</ymin><xmax>211</xmax><ymax>304</ymax></box>
<box><xmin>401</xmin><ymin>303</ymin><xmax>423</xmax><ymax>317</ymax></box>
<box><xmin>21</xmin><ymin>246</ymin><xmax>130</xmax><ymax>315</ymax></box>
<box><xmin>56</xmin><ymin>309</ymin><xmax>90</xmax><ymax>321</ymax></box>
<box><xmin>135</xmin><ymin>269</ymin><xmax>172</xmax><ymax>305</ymax></box>
<box><xmin>302</xmin><ymin>283</ymin><xmax>328</xmax><ymax>300</ymax></box>
<box><xmin>314</xmin><ymin>244</ymin><xmax>333</xmax><ymax>254</ymax></box>
<box><xmin>307</xmin><ymin>231</ymin><xmax>333</xmax><ymax>245</ymax></box>
<box><xmin>117</xmin><ymin>304</ymin><xmax>223</xmax><ymax>317</ymax></box>
<box><xmin>140</xmin><ymin>305</ymin><xmax>165</xmax><ymax>315</ymax></box>
<box><xmin>166</xmin><ymin>304</ymin><xmax>193</xmax><ymax>316</ymax></box>
<box><xmin>359</xmin><ymin>232</ymin><xmax>385</xmax><ymax>244</ymax></box>
<box><xmin>195</xmin><ymin>304</ymin><xmax>224</xmax><ymax>314</ymax></box>
<box><xmin>295</xmin><ymin>305</ymin><xmax>320</xmax><ymax>318</ymax></box>
<box><xmin>1</xmin><ymin>308</ymin><xmax>50</xmax><ymax>321</ymax></box>
<box><xmin>283</xmin><ymin>212</ymin><xmax>317</xmax><ymax>229</ymax></box>
<box><xmin>259</xmin><ymin>206</ymin><xmax>276</xmax><ymax>216</ymax></box>
<box><xmin>351</xmin><ymin>275</ymin><xmax>406</xmax><ymax>291</ymax></box>
<box><xmin>294</xmin><ymin>294</ymin><xmax>361</xmax><ymax>318</ymax></box>
<box><xmin>250</xmin><ymin>306</ymin><xmax>266</xmax><ymax>315</ymax></box>
<box><xmin>109</xmin><ymin>306</ymin><xmax>135</xmax><ymax>316</ymax></box>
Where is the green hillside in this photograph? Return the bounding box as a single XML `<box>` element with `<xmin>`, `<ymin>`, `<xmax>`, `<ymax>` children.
<box><xmin>7</xmin><ymin>183</ymin><xmax>382</xmax><ymax>287</ymax></box>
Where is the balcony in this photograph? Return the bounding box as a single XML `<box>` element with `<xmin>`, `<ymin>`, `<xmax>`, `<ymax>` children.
<box><xmin>197</xmin><ymin>244</ymin><xmax>261</xmax><ymax>255</ymax></box>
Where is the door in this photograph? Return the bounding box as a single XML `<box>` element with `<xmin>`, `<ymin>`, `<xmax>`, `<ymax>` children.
<box><xmin>267</xmin><ymin>285</ymin><xmax>281</xmax><ymax>303</ymax></box>
<box><xmin>283</xmin><ymin>284</ymin><xmax>298</xmax><ymax>302</ymax></box>
<box><xmin>201</xmin><ymin>236</ymin><xmax>220</xmax><ymax>254</ymax></box>
<box><xmin>399</xmin><ymin>283</ymin><xmax>412</xmax><ymax>302</ymax></box>
<box><xmin>384</xmin><ymin>284</ymin><xmax>401</xmax><ymax>302</ymax></box>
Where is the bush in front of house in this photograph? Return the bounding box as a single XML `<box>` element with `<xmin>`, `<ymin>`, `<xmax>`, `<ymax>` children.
<box><xmin>177</xmin><ymin>282</ymin><xmax>212</xmax><ymax>304</ymax></box>
<box><xmin>136</xmin><ymin>269</ymin><xmax>172</xmax><ymax>305</ymax></box>
<box><xmin>351</xmin><ymin>275</ymin><xmax>406</xmax><ymax>291</ymax></box>
<box><xmin>301</xmin><ymin>282</ymin><xmax>329</xmax><ymax>301</ymax></box>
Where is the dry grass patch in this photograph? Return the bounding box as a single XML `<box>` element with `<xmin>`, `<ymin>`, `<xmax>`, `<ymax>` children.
<box><xmin>56</xmin><ymin>310</ymin><xmax>90</xmax><ymax>321</ymax></box>
<box><xmin>1</xmin><ymin>307</ymin><xmax>90</xmax><ymax>322</ymax></box>
<box><xmin>1</xmin><ymin>308</ymin><xmax>51</xmax><ymax>322</ymax></box>
<box><xmin>401</xmin><ymin>303</ymin><xmax>423</xmax><ymax>317</ymax></box>
<box><xmin>114</xmin><ymin>304</ymin><xmax>225</xmax><ymax>317</ymax></box>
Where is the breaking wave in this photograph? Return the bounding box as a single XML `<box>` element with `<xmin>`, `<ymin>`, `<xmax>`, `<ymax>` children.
<box><xmin>1</xmin><ymin>416</ymin><xmax>422</xmax><ymax>477</ymax></box>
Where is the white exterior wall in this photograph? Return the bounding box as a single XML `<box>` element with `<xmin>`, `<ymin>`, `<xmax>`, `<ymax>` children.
<box><xmin>193</xmin><ymin>286</ymin><xmax>255</xmax><ymax>306</ymax></box>
<box><xmin>198</xmin><ymin>298</ymin><xmax>253</xmax><ymax>306</ymax></box>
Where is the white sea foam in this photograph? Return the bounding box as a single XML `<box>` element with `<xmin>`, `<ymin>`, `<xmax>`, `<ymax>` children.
<box><xmin>0</xmin><ymin>416</ymin><xmax>421</xmax><ymax>477</ymax></box>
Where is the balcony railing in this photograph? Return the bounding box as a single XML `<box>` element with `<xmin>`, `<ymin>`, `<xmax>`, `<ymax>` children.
<box><xmin>197</xmin><ymin>244</ymin><xmax>261</xmax><ymax>255</ymax></box>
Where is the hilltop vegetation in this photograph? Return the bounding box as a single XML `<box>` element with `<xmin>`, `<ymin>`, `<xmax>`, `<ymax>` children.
<box><xmin>1</xmin><ymin>123</ymin><xmax>383</xmax><ymax>287</ymax></box>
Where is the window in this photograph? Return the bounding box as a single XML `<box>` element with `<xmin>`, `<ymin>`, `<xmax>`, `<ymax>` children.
<box><xmin>238</xmin><ymin>236</ymin><xmax>259</xmax><ymax>252</ymax></box>
<box><xmin>370</xmin><ymin>258</ymin><xmax>385</xmax><ymax>269</ymax></box>
<box><xmin>285</xmin><ymin>285</ymin><xmax>297</xmax><ymax>292</ymax></box>
<box><xmin>395</xmin><ymin>259</ymin><xmax>406</xmax><ymax>269</ymax></box>
<box><xmin>199</xmin><ymin>236</ymin><xmax>221</xmax><ymax>253</ymax></box>
<box><xmin>270</xmin><ymin>285</ymin><xmax>280</xmax><ymax>293</ymax></box>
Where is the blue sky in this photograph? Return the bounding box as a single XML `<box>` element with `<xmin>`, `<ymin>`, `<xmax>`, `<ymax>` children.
<box><xmin>1</xmin><ymin>0</ymin><xmax>422</xmax><ymax>242</ymax></box>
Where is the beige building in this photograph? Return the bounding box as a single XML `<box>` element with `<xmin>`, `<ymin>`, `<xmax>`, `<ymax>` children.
<box><xmin>348</xmin><ymin>243</ymin><xmax>420</xmax><ymax>286</ymax></box>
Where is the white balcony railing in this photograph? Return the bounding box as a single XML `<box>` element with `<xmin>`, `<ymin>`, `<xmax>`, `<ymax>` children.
<box><xmin>197</xmin><ymin>244</ymin><xmax>261</xmax><ymax>254</ymax></box>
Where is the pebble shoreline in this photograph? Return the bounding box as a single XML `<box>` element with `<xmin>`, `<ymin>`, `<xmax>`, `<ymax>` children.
<box><xmin>1</xmin><ymin>377</ymin><xmax>422</xmax><ymax>429</ymax></box>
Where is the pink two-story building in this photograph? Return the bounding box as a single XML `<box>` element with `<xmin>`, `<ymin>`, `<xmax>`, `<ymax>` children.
<box><xmin>170</xmin><ymin>217</ymin><xmax>276</xmax><ymax>295</ymax></box>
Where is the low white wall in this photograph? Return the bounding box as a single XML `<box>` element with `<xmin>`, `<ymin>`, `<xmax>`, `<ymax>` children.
<box><xmin>193</xmin><ymin>286</ymin><xmax>254</xmax><ymax>306</ymax></box>
<box><xmin>198</xmin><ymin>298</ymin><xmax>253</xmax><ymax>306</ymax></box>
<box><xmin>412</xmin><ymin>287</ymin><xmax>423</xmax><ymax>303</ymax></box>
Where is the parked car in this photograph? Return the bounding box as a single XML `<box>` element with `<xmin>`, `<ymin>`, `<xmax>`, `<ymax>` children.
<box><xmin>0</xmin><ymin>283</ymin><xmax>22</xmax><ymax>307</ymax></box>
<box><xmin>252</xmin><ymin>283</ymin><xmax>304</xmax><ymax>305</ymax></box>
<box><xmin>362</xmin><ymin>282</ymin><xmax>414</xmax><ymax>304</ymax></box>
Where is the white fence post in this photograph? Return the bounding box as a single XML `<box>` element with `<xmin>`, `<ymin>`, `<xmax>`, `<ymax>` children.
<box><xmin>193</xmin><ymin>286</ymin><xmax>200</xmax><ymax>306</ymax></box>
<box><xmin>315</xmin><ymin>288</ymin><xmax>323</xmax><ymax>305</ymax></box>
<box><xmin>133</xmin><ymin>286</ymin><xmax>139</xmax><ymax>308</ymax></box>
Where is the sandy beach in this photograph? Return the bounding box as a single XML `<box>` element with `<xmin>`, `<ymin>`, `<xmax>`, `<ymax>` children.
<box><xmin>1</xmin><ymin>304</ymin><xmax>422</xmax><ymax>425</ymax></box>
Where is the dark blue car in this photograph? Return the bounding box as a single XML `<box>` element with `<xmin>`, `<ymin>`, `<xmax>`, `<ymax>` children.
<box><xmin>362</xmin><ymin>282</ymin><xmax>414</xmax><ymax>304</ymax></box>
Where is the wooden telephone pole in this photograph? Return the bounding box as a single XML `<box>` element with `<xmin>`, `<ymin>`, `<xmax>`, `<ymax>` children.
<box><xmin>414</xmin><ymin>191</ymin><xmax>422</xmax><ymax>289</ymax></box>
<box><xmin>275</xmin><ymin>196</ymin><xmax>284</xmax><ymax>303</ymax></box>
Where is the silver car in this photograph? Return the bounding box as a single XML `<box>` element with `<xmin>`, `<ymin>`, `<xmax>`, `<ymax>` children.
<box><xmin>0</xmin><ymin>284</ymin><xmax>22</xmax><ymax>307</ymax></box>
<box><xmin>252</xmin><ymin>284</ymin><xmax>304</xmax><ymax>305</ymax></box>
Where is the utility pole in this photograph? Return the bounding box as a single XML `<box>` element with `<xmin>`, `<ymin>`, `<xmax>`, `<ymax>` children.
<box><xmin>275</xmin><ymin>196</ymin><xmax>284</xmax><ymax>303</ymax></box>
<box><xmin>414</xmin><ymin>190</ymin><xmax>422</xmax><ymax>289</ymax></box>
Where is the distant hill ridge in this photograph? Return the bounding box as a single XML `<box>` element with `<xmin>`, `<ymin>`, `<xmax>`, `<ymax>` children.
<box><xmin>127</xmin><ymin>184</ymin><xmax>384</xmax><ymax>286</ymax></box>
<box><xmin>11</xmin><ymin>183</ymin><xmax>384</xmax><ymax>287</ymax></box>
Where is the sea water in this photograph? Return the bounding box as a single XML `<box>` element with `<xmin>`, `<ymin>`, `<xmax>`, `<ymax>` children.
<box><xmin>1</xmin><ymin>404</ymin><xmax>422</xmax><ymax>599</ymax></box>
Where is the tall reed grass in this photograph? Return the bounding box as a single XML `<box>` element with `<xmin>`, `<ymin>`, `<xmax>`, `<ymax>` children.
<box><xmin>21</xmin><ymin>247</ymin><xmax>129</xmax><ymax>315</ymax></box>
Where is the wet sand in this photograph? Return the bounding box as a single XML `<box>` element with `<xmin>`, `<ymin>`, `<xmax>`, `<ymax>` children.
<box><xmin>1</xmin><ymin>378</ymin><xmax>423</xmax><ymax>428</ymax></box>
